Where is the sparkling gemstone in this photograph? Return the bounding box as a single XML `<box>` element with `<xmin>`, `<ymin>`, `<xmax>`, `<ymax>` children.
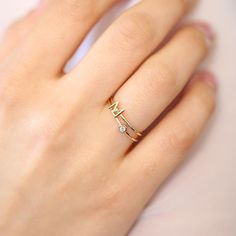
<box><xmin>119</xmin><ymin>125</ymin><xmax>127</xmax><ymax>133</ymax></box>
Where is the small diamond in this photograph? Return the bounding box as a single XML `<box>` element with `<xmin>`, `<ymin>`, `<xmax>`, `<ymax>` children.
<box><xmin>119</xmin><ymin>125</ymin><xmax>127</xmax><ymax>133</ymax></box>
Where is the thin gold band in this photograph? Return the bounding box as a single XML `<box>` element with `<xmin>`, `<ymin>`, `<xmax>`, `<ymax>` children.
<box><xmin>108</xmin><ymin>98</ymin><xmax>142</xmax><ymax>142</ymax></box>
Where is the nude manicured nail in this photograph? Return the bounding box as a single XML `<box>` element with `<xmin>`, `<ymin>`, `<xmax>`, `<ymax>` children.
<box><xmin>194</xmin><ymin>22</ymin><xmax>216</xmax><ymax>46</ymax></box>
<box><xmin>199</xmin><ymin>71</ymin><xmax>218</xmax><ymax>89</ymax></box>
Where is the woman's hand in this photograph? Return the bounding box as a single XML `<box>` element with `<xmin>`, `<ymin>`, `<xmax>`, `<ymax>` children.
<box><xmin>0</xmin><ymin>0</ymin><xmax>216</xmax><ymax>235</ymax></box>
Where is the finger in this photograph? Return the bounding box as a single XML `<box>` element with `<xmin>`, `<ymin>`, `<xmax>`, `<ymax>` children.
<box><xmin>111</xmin><ymin>23</ymin><xmax>214</xmax><ymax>144</ymax></box>
<box><xmin>117</xmin><ymin>72</ymin><xmax>217</xmax><ymax>219</ymax></box>
<box><xmin>17</xmin><ymin>0</ymin><xmax>120</xmax><ymax>76</ymax></box>
<box><xmin>0</xmin><ymin>10</ymin><xmax>37</xmax><ymax>62</ymax></box>
<box><xmin>66</xmin><ymin>0</ymin><xmax>196</xmax><ymax>101</ymax></box>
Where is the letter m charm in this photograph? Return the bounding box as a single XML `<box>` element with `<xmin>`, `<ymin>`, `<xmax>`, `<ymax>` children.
<box><xmin>109</xmin><ymin>101</ymin><xmax>125</xmax><ymax>118</ymax></box>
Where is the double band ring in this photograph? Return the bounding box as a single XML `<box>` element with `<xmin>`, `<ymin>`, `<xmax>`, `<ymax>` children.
<box><xmin>108</xmin><ymin>98</ymin><xmax>142</xmax><ymax>142</ymax></box>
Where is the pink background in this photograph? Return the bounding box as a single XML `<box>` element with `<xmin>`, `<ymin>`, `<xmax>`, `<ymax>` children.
<box><xmin>0</xmin><ymin>1</ymin><xmax>235</xmax><ymax>235</ymax></box>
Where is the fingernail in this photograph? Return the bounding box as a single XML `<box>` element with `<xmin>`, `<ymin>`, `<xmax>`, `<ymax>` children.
<box><xmin>199</xmin><ymin>71</ymin><xmax>218</xmax><ymax>90</ymax></box>
<box><xmin>193</xmin><ymin>22</ymin><xmax>216</xmax><ymax>46</ymax></box>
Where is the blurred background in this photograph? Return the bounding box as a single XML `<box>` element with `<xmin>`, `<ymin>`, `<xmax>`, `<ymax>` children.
<box><xmin>0</xmin><ymin>0</ymin><xmax>235</xmax><ymax>235</ymax></box>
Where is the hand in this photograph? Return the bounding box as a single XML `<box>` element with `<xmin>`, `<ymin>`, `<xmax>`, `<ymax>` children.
<box><xmin>0</xmin><ymin>0</ymin><xmax>216</xmax><ymax>235</ymax></box>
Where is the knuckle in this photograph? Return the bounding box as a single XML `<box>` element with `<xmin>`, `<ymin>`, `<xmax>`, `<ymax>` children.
<box><xmin>116</xmin><ymin>11</ymin><xmax>155</xmax><ymax>49</ymax></box>
<box><xmin>138</xmin><ymin>60</ymin><xmax>177</xmax><ymax>97</ymax></box>
<box><xmin>166</xmin><ymin>121</ymin><xmax>196</xmax><ymax>152</ymax></box>
<box><xmin>62</xmin><ymin>0</ymin><xmax>96</xmax><ymax>20</ymax></box>
<box><xmin>155</xmin><ymin>60</ymin><xmax>178</xmax><ymax>90</ymax></box>
<box><xmin>136</xmin><ymin>67</ymin><xmax>159</xmax><ymax>98</ymax></box>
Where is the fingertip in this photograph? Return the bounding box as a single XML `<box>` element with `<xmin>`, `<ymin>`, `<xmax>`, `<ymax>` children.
<box><xmin>188</xmin><ymin>71</ymin><xmax>218</xmax><ymax>115</ymax></box>
<box><xmin>195</xmin><ymin>71</ymin><xmax>218</xmax><ymax>90</ymax></box>
<box><xmin>192</xmin><ymin>22</ymin><xmax>216</xmax><ymax>47</ymax></box>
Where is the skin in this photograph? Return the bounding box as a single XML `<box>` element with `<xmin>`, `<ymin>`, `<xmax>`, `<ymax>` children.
<box><xmin>0</xmin><ymin>0</ymin><xmax>217</xmax><ymax>235</ymax></box>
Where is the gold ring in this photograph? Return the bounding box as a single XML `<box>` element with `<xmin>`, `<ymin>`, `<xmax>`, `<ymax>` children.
<box><xmin>108</xmin><ymin>98</ymin><xmax>142</xmax><ymax>142</ymax></box>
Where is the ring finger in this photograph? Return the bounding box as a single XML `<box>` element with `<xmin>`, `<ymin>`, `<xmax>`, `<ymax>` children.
<box><xmin>105</xmin><ymin>23</ymin><xmax>214</xmax><ymax>149</ymax></box>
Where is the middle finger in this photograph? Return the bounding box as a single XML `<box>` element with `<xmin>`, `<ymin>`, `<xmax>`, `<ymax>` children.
<box><xmin>66</xmin><ymin>0</ymin><xmax>196</xmax><ymax>101</ymax></box>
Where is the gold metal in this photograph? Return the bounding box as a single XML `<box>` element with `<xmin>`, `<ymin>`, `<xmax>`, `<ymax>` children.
<box><xmin>108</xmin><ymin>98</ymin><xmax>142</xmax><ymax>142</ymax></box>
